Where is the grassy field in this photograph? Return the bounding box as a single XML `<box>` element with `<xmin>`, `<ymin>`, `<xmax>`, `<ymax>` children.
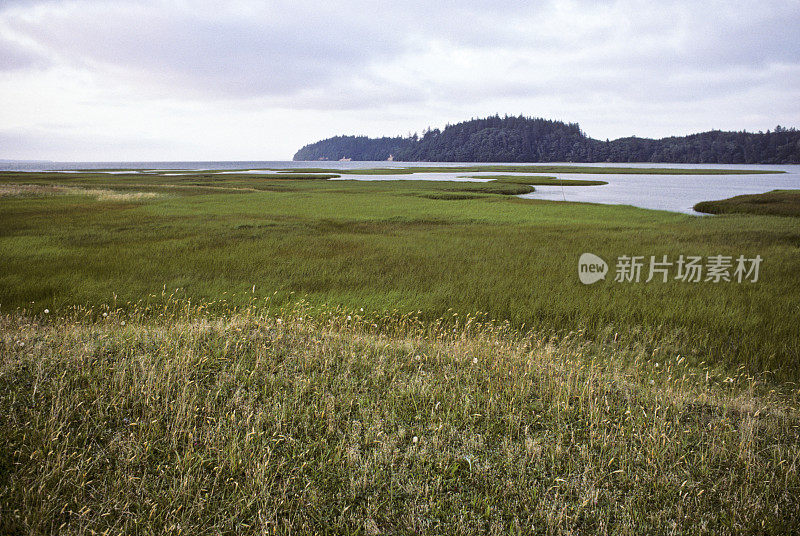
<box><xmin>462</xmin><ymin>176</ymin><xmax>608</xmax><ymax>187</ymax></box>
<box><xmin>1</xmin><ymin>170</ymin><xmax>799</xmax><ymax>380</ymax></box>
<box><xmin>695</xmin><ymin>189</ymin><xmax>800</xmax><ymax>217</ymax></box>
<box><xmin>1</xmin><ymin>167</ymin><xmax>799</xmax><ymax>533</ymax></box>
<box><xmin>1</xmin><ymin>301</ymin><xmax>798</xmax><ymax>534</ymax></box>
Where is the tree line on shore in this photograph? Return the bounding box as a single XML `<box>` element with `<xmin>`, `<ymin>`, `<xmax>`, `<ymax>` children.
<box><xmin>293</xmin><ymin>115</ymin><xmax>800</xmax><ymax>164</ymax></box>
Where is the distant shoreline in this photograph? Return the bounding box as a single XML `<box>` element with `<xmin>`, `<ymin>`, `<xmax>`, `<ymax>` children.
<box><xmin>294</xmin><ymin>115</ymin><xmax>800</xmax><ymax>164</ymax></box>
<box><xmin>0</xmin><ymin>160</ymin><xmax>794</xmax><ymax>173</ymax></box>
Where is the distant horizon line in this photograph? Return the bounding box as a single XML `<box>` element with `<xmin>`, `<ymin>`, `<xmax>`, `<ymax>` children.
<box><xmin>0</xmin><ymin>159</ymin><xmax>795</xmax><ymax>167</ymax></box>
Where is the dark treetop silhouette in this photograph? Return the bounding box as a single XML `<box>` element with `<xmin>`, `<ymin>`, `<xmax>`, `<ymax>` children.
<box><xmin>294</xmin><ymin>115</ymin><xmax>800</xmax><ymax>164</ymax></box>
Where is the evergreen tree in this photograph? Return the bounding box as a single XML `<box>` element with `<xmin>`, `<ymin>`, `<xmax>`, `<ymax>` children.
<box><xmin>292</xmin><ymin>116</ymin><xmax>800</xmax><ymax>164</ymax></box>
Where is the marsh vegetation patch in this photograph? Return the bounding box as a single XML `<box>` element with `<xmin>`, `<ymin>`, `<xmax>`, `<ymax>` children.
<box><xmin>0</xmin><ymin>183</ymin><xmax>165</xmax><ymax>202</ymax></box>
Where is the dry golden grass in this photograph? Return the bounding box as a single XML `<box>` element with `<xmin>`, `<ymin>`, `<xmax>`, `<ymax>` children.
<box><xmin>0</xmin><ymin>183</ymin><xmax>163</xmax><ymax>201</ymax></box>
<box><xmin>1</xmin><ymin>299</ymin><xmax>798</xmax><ymax>535</ymax></box>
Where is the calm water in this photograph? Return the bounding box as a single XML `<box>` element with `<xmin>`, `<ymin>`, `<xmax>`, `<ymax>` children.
<box><xmin>3</xmin><ymin>160</ymin><xmax>799</xmax><ymax>214</ymax></box>
<box><xmin>516</xmin><ymin>166</ymin><xmax>800</xmax><ymax>214</ymax></box>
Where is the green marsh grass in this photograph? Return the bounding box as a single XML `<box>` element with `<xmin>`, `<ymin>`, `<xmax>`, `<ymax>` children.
<box><xmin>461</xmin><ymin>175</ymin><xmax>608</xmax><ymax>187</ymax></box>
<box><xmin>2</xmin><ymin>168</ymin><xmax>800</xmax><ymax>533</ymax></box>
<box><xmin>1</xmin><ymin>171</ymin><xmax>799</xmax><ymax>380</ymax></box>
<box><xmin>694</xmin><ymin>189</ymin><xmax>800</xmax><ymax>217</ymax></box>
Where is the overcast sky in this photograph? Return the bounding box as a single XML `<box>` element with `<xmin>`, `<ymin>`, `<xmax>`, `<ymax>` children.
<box><xmin>1</xmin><ymin>0</ymin><xmax>798</xmax><ymax>160</ymax></box>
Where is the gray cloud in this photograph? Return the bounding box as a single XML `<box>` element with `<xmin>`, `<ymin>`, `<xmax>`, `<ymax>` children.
<box><xmin>1</xmin><ymin>1</ymin><xmax>405</xmax><ymax>96</ymax></box>
<box><xmin>0</xmin><ymin>0</ymin><xmax>798</xmax><ymax>159</ymax></box>
<box><xmin>0</xmin><ymin>34</ymin><xmax>44</xmax><ymax>70</ymax></box>
<box><xmin>3</xmin><ymin>0</ymin><xmax>799</xmax><ymax>103</ymax></box>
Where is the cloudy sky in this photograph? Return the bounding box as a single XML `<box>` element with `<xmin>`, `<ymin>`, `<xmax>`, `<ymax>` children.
<box><xmin>1</xmin><ymin>0</ymin><xmax>798</xmax><ymax>161</ymax></box>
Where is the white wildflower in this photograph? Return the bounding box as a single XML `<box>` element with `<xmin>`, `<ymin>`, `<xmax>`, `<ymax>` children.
<box><xmin>43</xmin><ymin>308</ymin><xmax>49</xmax><ymax>314</ymax></box>
<box><xmin>412</xmin><ymin>436</ymin><xmax>419</xmax><ymax>444</ymax></box>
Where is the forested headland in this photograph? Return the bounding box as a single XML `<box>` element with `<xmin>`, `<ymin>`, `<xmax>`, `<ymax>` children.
<box><xmin>293</xmin><ymin>115</ymin><xmax>800</xmax><ymax>164</ymax></box>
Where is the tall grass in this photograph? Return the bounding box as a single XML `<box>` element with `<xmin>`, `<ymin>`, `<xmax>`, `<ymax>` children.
<box><xmin>1</xmin><ymin>299</ymin><xmax>798</xmax><ymax>534</ymax></box>
<box><xmin>694</xmin><ymin>189</ymin><xmax>800</xmax><ymax>216</ymax></box>
<box><xmin>1</xmin><ymin>174</ymin><xmax>799</xmax><ymax>379</ymax></box>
